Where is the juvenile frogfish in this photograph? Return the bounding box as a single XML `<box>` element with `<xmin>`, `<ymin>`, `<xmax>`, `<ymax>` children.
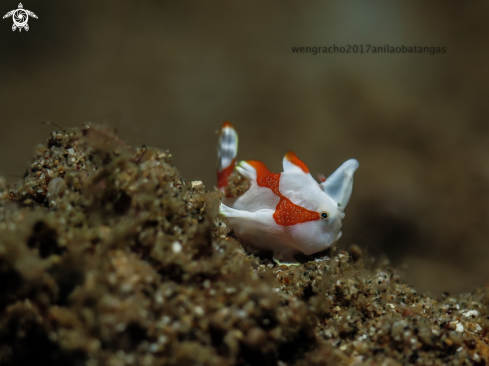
<box><xmin>217</xmin><ymin>121</ymin><xmax>359</xmax><ymax>265</ymax></box>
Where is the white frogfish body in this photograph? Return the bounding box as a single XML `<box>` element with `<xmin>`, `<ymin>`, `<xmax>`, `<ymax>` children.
<box><xmin>217</xmin><ymin>122</ymin><xmax>359</xmax><ymax>264</ymax></box>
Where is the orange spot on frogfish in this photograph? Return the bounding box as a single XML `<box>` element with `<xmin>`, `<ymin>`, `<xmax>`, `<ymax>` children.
<box><xmin>247</xmin><ymin>160</ymin><xmax>319</xmax><ymax>226</ymax></box>
<box><xmin>218</xmin><ymin>158</ymin><xmax>236</xmax><ymax>190</ymax></box>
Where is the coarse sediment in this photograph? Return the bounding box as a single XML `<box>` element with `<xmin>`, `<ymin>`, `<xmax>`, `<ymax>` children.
<box><xmin>0</xmin><ymin>124</ymin><xmax>488</xmax><ymax>366</ymax></box>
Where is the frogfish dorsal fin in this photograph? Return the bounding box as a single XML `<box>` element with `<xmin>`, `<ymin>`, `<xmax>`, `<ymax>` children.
<box><xmin>319</xmin><ymin>159</ymin><xmax>359</xmax><ymax>209</ymax></box>
<box><xmin>282</xmin><ymin>151</ymin><xmax>310</xmax><ymax>174</ymax></box>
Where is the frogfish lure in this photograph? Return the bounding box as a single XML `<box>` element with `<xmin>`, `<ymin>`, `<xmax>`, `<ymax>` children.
<box><xmin>217</xmin><ymin>121</ymin><xmax>359</xmax><ymax>265</ymax></box>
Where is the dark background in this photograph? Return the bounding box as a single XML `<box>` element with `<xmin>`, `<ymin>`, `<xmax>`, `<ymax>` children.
<box><xmin>1</xmin><ymin>0</ymin><xmax>489</xmax><ymax>293</ymax></box>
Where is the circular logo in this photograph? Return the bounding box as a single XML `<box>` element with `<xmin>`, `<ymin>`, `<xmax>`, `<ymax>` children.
<box><xmin>12</xmin><ymin>9</ymin><xmax>28</xmax><ymax>28</ymax></box>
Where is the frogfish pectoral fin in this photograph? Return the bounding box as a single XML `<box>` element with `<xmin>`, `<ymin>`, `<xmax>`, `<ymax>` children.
<box><xmin>235</xmin><ymin>161</ymin><xmax>258</xmax><ymax>182</ymax></box>
<box><xmin>219</xmin><ymin>202</ymin><xmax>242</xmax><ymax>218</ymax></box>
<box><xmin>273</xmin><ymin>248</ymin><xmax>301</xmax><ymax>266</ymax></box>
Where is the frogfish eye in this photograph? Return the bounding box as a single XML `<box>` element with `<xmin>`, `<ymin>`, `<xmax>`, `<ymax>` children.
<box><xmin>320</xmin><ymin>211</ymin><xmax>329</xmax><ymax>219</ymax></box>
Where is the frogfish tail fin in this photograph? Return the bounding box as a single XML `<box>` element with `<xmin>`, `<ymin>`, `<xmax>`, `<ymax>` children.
<box><xmin>217</xmin><ymin>121</ymin><xmax>238</xmax><ymax>191</ymax></box>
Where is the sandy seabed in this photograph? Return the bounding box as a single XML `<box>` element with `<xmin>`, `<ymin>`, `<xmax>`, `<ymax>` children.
<box><xmin>0</xmin><ymin>125</ymin><xmax>488</xmax><ymax>366</ymax></box>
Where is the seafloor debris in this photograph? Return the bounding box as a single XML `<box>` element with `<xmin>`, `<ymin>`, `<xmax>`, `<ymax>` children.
<box><xmin>0</xmin><ymin>124</ymin><xmax>488</xmax><ymax>366</ymax></box>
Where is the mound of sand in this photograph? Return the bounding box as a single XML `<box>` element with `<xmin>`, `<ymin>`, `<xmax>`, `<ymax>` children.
<box><xmin>0</xmin><ymin>125</ymin><xmax>488</xmax><ymax>366</ymax></box>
